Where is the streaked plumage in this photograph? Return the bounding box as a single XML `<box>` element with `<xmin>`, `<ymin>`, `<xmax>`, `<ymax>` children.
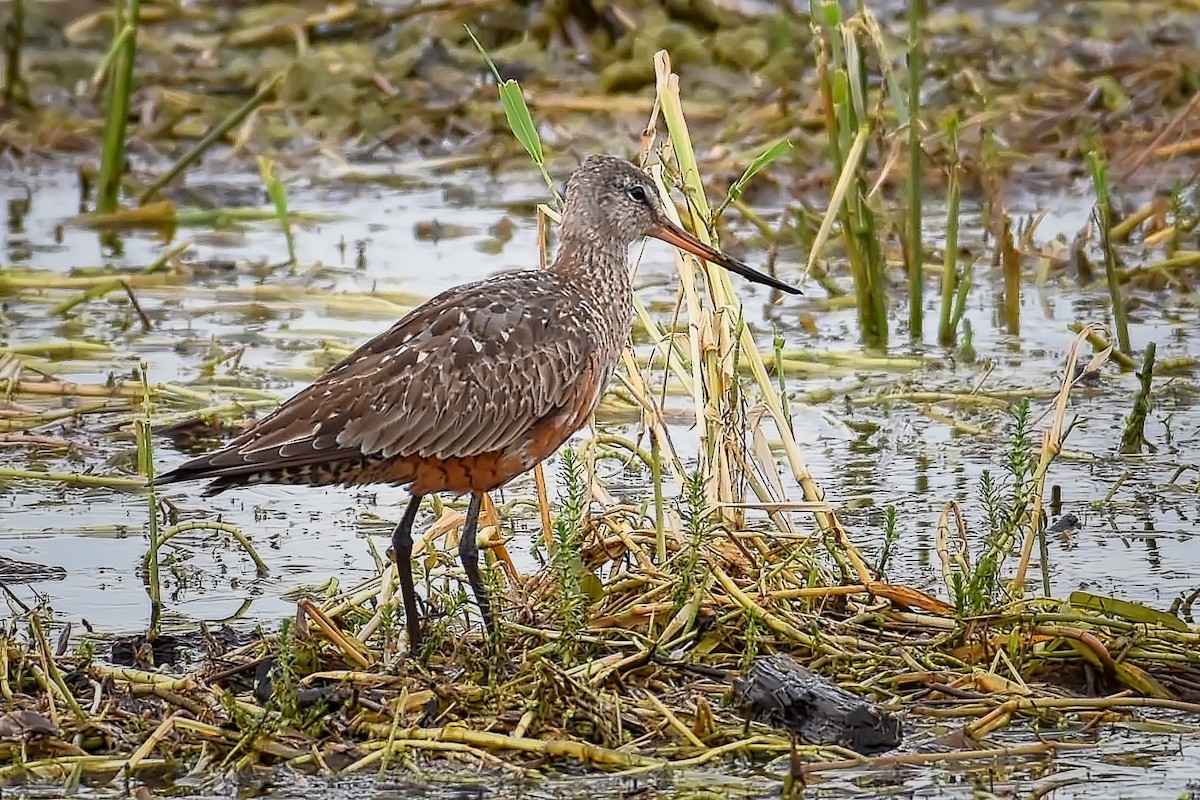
<box><xmin>156</xmin><ymin>154</ymin><xmax>801</xmax><ymax>649</ymax></box>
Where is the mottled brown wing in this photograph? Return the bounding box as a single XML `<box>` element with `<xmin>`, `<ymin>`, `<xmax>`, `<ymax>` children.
<box><xmin>167</xmin><ymin>271</ymin><xmax>593</xmax><ymax>479</ymax></box>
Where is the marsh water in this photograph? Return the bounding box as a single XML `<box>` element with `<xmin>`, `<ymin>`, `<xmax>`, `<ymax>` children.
<box><xmin>5</xmin><ymin>162</ymin><xmax>1199</xmax><ymax>624</ymax></box>
<box><xmin>3</xmin><ymin>155</ymin><xmax>1200</xmax><ymax>797</ymax></box>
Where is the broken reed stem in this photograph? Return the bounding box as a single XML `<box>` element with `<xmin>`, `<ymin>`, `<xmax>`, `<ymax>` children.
<box><xmin>149</xmin><ymin>520</ymin><xmax>268</xmax><ymax>575</ymax></box>
<box><xmin>938</xmin><ymin>123</ymin><xmax>963</xmax><ymax>346</ymax></box>
<box><xmin>999</xmin><ymin>216</ymin><xmax>1021</xmax><ymax>334</ymax></box>
<box><xmin>905</xmin><ymin>0</ymin><xmax>925</xmax><ymax>339</ymax></box>
<box><xmin>0</xmin><ymin>756</ymin><xmax>169</xmax><ymax>782</ymax></box>
<box><xmin>1118</xmin><ymin>342</ymin><xmax>1155</xmax><ymax>455</ymax></box>
<box><xmin>533</xmin><ymin>462</ymin><xmax>554</xmax><ymax>554</ymax></box>
<box><xmin>649</xmin><ymin>427</ymin><xmax>667</xmax><ymax>564</ymax></box>
<box><xmin>95</xmin><ymin>0</ymin><xmax>140</xmax><ymax>214</ymax></box>
<box><xmin>1087</xmin><ymin>149</ymin><xmax>1133</xmax><ymax>356</ymax></box>
<box><xmin>0</xmin><ymin>467</ymin><xmax>145</xmax><ymax>488</ymax></box>
<box><xmin>356</xmin><ymin>724</ymin><xmax>662</xmax><ymax>769</ymax></box>
<box><xmin>1067</xmin><ymin>322</ymin><xmax>1137</xmax><ymax>369</ymax></box>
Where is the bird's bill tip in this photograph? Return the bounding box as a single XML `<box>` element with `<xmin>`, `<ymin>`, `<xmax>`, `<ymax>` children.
<box><xmin>648</xmin><ymin>220</ymin><xmax>802</xmax><ymax>295</ymax></box>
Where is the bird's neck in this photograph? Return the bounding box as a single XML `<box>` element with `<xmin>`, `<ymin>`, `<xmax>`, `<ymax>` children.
<box><xmin>548</xmin><ymin>234</ymin><xmax>633</xmax><ymax>298</ymax></box>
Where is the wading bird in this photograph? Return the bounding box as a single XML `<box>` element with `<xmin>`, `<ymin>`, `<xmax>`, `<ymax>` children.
<box><xmin>155</xmin><ymin>155</ymin><xmax>801</xmax><ymax>648</ymax></box>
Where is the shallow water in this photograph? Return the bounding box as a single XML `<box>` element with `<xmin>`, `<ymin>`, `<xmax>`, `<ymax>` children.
<box><xmin>5</xmin><ymin>163</ymin><xmax>1198</xmax><ymax>628</ymax></box>
<box><xmin>2</xmin><ymin>156</ymin><xmax>1200</xmax><ymax>795</ymax></box>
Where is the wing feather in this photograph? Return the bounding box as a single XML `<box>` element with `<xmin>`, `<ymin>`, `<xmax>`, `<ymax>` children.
<box><xmin>181</xmin><ymin>271</ymin><xmax>598</xmax><ymax>477</ymax></box>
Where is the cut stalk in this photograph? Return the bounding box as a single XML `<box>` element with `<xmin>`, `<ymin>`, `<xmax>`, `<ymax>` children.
<box><xmin>999</xmin><ymin>217</ymin><xmax>1021</xmax><ymax>335</ymax></box>
<box><xmin>1087</xmin><ymin>150</ymin><xmax>1133</xmax><ymax>356</ymax></box>
<box><xmin>905</xmin><ymin>0</ymin><xmax>926</xmax><ymax>338</ymax></box>
<box><xmin>1119</xmin><ymin>343</ymin><xmax>1155</xmax><ymax>455</ymax></box>
<box><xmin>96</xmin><ymin>0</ymin><xmax>141</xmax><ymax>214</ymax></box>
<box><xmin>938</xmin><ymin>122</ymin><xmax>962</xmax><ymax>345</ymax></box>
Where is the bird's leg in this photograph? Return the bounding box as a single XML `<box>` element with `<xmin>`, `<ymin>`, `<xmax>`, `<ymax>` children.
<box><xmin>458</xmin><ymin>491</ymin><xmax>495</xmax><ymax>634</ymax></box>
<box><xmin>392</xmin><ymin>493</ymin><xmax>424</xmax><ymax>651</ymax></box>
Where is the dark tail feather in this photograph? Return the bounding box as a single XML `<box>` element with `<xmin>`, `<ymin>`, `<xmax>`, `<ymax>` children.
<box><xmin>154</xmin><ymin>447</ymin><xmax>366</xmax><ymax>496</ymax></box>
<box><xmin>152</xmin><ymin>451</ymin><xmax>223</xmax><ymax>487</ymax></box>
<box><xmin>152</xmin><ymin>467</ymin><xmax>197</xmax><ymax>487</ymax></box>
<box><xmin>152</xmin><ymin>445</ymin><xmax>273</xmax><ymax>495</ymax></box>
<box><xmin>153</xmin><ymin>461</ymin><xmax>239</xmax><ymax>496</ymax></box>
<box><xmin>155</xmin><ymin>464</ymin><xmax>292</xmax><ymax>497</ymax></box>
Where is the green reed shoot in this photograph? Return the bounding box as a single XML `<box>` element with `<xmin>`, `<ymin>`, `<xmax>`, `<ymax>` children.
<box><xmin>96</xmin><ymin>0</ymin><xmax>141</xmax><ymax>215</ymax></box>
<box><xmin>1119</xmin><ymin>342</ymin><xmax>1155</xmax><ymax>454</ymax></box>
<box><xmin>257</xmin><ymin>156</ymin><xmax>297</xmax><ymax>266</ymax></box>
<box><xmin>649</xmin><ymin>428</ymin><xmax>667</xmax><ymax>564</ymax></box>
<box><xmin>551</xmin><ymin>448</ymin><xmax>592</xmax><ymax>662</ymax></box>
<box><xmin>875</xmin><ymin>506</ymin><xmax>899</xmax><ymax>579</ymax></box>
<box><xmin>773</xmin><ymin>327</ymin><xmax>792</xmax><ymax>433</ymax></box>
<box><xmin>1087</xmin><ymin>149</ymin><xmax>1132</xmax><ymax>356</ymax></box>
<box><xmin>905</xmin><ymin>0</ymin><xmax>926</xmax><ymax>339</ymax></box>
<box><xmin>951</xmin><ymin>399</ymin><xmax>1035</xmax><ymax>613</ymax></box>
<box><xmin>465</xmin><ymin>26</ymin><xmax>562</xmax><ymax>207</ymax></box>
<box><xmin>672</xmin><ymin>472</ymin><xmax>710</xmax><ymax>610</ymax></box>
<box><xmin>810</xmin><ymin>0</ymin><xmax>888</xmax><ymax>346</ymax></box>
<box><xmin>135</xmin><ymin>361</ymin><xmax>161</xmax><ymax>637</ymax></box>
<box><xmin>938</xmin><ymin>115</ymin><xmax>966</xmax><ymax>345</ymax></box>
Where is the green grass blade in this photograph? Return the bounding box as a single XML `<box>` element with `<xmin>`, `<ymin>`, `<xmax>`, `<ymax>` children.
<box><xmin>257</xmin><ymin>156</ymin><xmax>297</xmax><ymax>266</ymax></box>
<box><xmin>498</xmin><ymin>80</ymin><xmax>543</xmax><ymax>164</ymax></box>
<box><xmin>464</xmin><ymin>25</ymin><xmax>560</xmax><ymax>206</ymax></box>
<box><xmin>712</xmin><ymin>140</ymin><xmax>792</xmax><ymax>222</ymax></box>
<box><xmin>96</xmin><ymin>0</ymin><xmax>141</xmax><ymax>215</ymax></box>
<box><xmin>465</xmin><ymin>25</ymin><xmax>541</xmax><ymax>161</ymax></box>
<box><xmin>1087</xmin><ymin>148</ymin><xmax>1132</xmax><ymax>356</ymax></box>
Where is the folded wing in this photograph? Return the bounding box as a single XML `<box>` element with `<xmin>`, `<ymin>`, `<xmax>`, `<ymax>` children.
<box><xmin>157</xmin><ymin>272</ymin><xmax>594</xmax><ymax>484</ymax></box>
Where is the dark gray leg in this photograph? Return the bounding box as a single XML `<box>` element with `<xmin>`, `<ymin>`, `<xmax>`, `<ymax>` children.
<box><xmin>459</xmin><ymin>491</ymin><xmax>495</xmax><ymax>633</ymax></box>
<box><xmin>392</xmin><ymin>493</ymin><xmax>424</xmax><ymax>650</ymax></box>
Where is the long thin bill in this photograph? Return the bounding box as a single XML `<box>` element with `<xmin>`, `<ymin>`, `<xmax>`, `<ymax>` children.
<box><xmin>649</xmin><ymin>220</ymin><xmax>802</xmax><ymax>295</ymax></box>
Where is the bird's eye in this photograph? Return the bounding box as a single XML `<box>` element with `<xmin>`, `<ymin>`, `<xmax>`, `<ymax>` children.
<box><xmin>627</xmin><ymin>185</ymin><xmax>648</xmax><ymax>204</ymax></box>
